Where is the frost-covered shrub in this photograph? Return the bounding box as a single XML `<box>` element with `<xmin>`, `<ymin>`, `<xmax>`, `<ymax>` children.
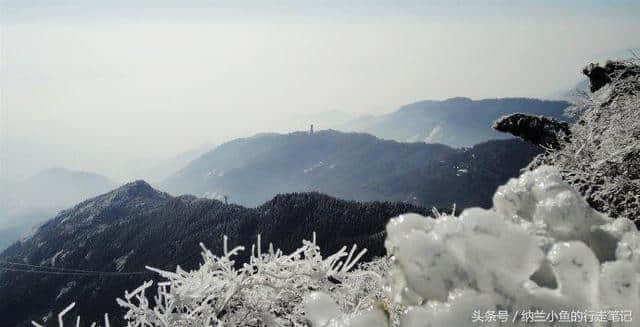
<box><xmin>115</xmin><ymin>234</ymin><xmax>393</xmax><ymax>326</ymax></box>
<box><xmin>493</xmin><ymin>59</ymin><xmax>640</xmax><ymax>224</ymax></box>
<box><xmin>31</xmin><ymin>302</ymin><xmax>111</xmax><ymax>327</ymax></box>
<box><xmin>307</xmin><ymin>166</ymin><xmax>639</xmax><ymax>327</ymax></box>
<box><xmin>532</xmin><ymin>59</ymin><xmax>640</xmax><ymax>222</ymax></box>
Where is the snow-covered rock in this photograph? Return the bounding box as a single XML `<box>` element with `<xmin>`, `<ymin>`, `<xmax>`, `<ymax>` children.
<box><xmin>308</xmin><ymin>166</ymin><xmax>639</xmax><ymax>326</ymax></box>
<box><xmin>389</xmin><ymin>166</ymin><xmax>638</xmax><ymax>326</ymax></box>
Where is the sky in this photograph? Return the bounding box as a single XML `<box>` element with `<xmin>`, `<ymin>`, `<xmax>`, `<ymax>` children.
<box><xmin>1</xmin><ymin>0</ymin><xmax>639</xmax><ymax>181</ymax></box>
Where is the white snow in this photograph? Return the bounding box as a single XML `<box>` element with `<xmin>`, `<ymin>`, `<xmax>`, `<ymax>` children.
<box><xmin>307</xmin><ymin>166</ymin><xmax>640</xmax><ymax>326</ymax></box>
<box><xmin>304</xmin><ymin>291</ymin><xmax>390</xmax><ymax>327</ymax></box>
<box><xmin>95</xmin><ymin>224</ymin><xmax>109</xmax><ymax>234</ymax></box>
<box><xmin>51</xmin><ymin>250</ymin><xmax>65</xmax><ymax>266</ymax></box>
<box><xmin>115</xmin><ymin>235</ymin><xmax>376</xmax><ymax>326</ymax></box>
<box><xmin>304</xmin><ymin>292</ymin><xmax>340</xmax><ymax>326</ymax></box>
<box><xmin>304</xmin><ymin>161</ymin><xmax>327</xmax><ymax>173</ymax></box>
<box><xmin>202</xmin><ymin>191</ymin><xmax>225</xmax><ymax>201</ymax></box>
<box><xmin>424</xmin><ymin>124</ymin><xmax>444</xmax><ymax>143</ymax></box>
<box><xmin>21</xmin><ymin>225</ymin><xmax>42</xmax><ymax>243</ymax></box>
<box><xmin>83</xmin><ymin>215</ymin><xmax>95</xmax><ymax>223</ymax></box>
<box><xmin>204</xmin><ymin>169</ymin><xmax>224</xmax><ymax>178</ymax></box>
<box><xmin>115</xmin><ymin>251</ymin><xmax>134</xmax><ymax>272</ymax></box>
<box><xmin>56</xmin><ymin>281</ymin><xmax>76</xmax><ymax>301</ymax></box>
<box><xmin>60</xmin><ymin>215</ymin><xmax>72</xmax><ymax>224</ymax></box>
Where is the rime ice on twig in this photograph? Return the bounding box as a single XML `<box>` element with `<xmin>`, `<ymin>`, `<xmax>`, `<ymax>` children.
<box><xmin>116</xmin><ymin>233</ymin><xmax>393</xmax><ymax>326</ymax></box>
<box><xmin>31</xmin><ymin>302</ymin><xmax>111</xmax><ymax>327</ymax></box>
<box><xmin>541</xmin><ymin>60</ymin><xmax>640</xmax><ymax>223</ymax></box>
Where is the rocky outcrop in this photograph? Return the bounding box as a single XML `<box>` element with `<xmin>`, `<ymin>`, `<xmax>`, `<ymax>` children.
<box><xmin>583</xmin><ymin>63</ymin><xmax>612</xmax><ymax>92</ymax></box>
<box><xmin>492</xmin><ymin>113</ymin><xmax>570</xmax><ymax>149</ymax></box>
<box><xmin>583</xmin><ymin>60</ymin><xmax>640</xmax><ymax>96</ymax></box>
<box><xmin>497</xmin><ymin>59</ymin><xmax>640</xmax><ymax>226</ymax></box>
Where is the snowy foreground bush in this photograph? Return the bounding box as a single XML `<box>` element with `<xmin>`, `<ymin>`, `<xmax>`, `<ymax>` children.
<box><xmin>40</xmin><ymin>166</ymin><xmax>639</xmax><ymax>326</ymax></box>
<box><xmin>36</xmin><ymin>235</ymin><xmax>393</xmax><ymax>327</ymax></box>
<box><xmin>115</xmin><ymin>235</ymin><xmax>393</xmax><ymax>326</ymax></box>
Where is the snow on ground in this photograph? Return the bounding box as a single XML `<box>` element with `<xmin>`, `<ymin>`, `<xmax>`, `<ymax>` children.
<box><xmin>56</xmin><ymin>281</ymin><xmax>76</xmax><ymax>301</ymax></box>
<box><xmin>204</xmin><ymin>169</ymin><xmax>224</xmax><ymax>178</ymax></box>
<box><xmin>202</xmin><ymin>191</ymin><xmax>225</xmax><ymax>201</ymax></box>
<box><xmin>304</xmin><ymin>161</ymin><xmax>327</xmax><ymax>173</ymax></box>
<box><xmin>51</xmin><ymin>250</ymin><xmax>65</xmax><ymax>266</ymax></box>
<box><xmin>20</xmin><ymin>225</ymin><xmax>42</xmax><ymax>243</ymax></box>
<box><xmin>424</xmin><ymin>124</ymin><xmax>444</xmax><ymax>144</ymax></box>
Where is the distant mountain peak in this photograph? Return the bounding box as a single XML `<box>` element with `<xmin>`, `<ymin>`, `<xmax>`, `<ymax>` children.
<box><xmin>39</xmin><ymin>166</ymin><xmax>70</xmax><ymax>173</ymax></box>
<box><xmin>117</xmin><ymin>180</ymin><xmax>155</xmax><ymax>195</ymax></box>
<box><xmin>92</xmin><ymin>180</ymin><xmax>169</xmax><ymax>207</ymax></box>
<box><xmin>0</xmin><ymin>186</ymin><xmax>432</xmax><ymax>326</ymax></box>
<box><xmin>44</xmin><ymin>180</ymin><xmax>172</xmax><ymax>228</ymax></box>
<box><xmin>443</xmin><ymin>96</ymin><xmax>473</xmax><ymax>103</ymax></box>
<box><xmin>353</xmin><ymin>97</ymin><xmax>569</xmax><ymax>148</ymax></box>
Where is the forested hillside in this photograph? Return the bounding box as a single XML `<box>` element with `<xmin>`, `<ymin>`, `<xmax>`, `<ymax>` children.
<box><xmin>0</xmin><ymin>181</ymin><xmax>430</xmax><ymax>326</ymax></box>
<box><xmin>163</xmin><ymin>130</ymin><xmax>541</xmax><ymax>209</ymax></box>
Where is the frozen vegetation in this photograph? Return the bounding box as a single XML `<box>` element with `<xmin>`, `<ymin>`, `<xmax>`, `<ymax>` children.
<box><xmin>305</xmin><ymin>166</ymin><xmax>639</xmax><ymax>327</ymax></box>
<box><xmin>115</xmin><ymin>234</ymin><xmax>384</xmax><ymax>326</ymax></box>
<box><xmin>39</xmin><ymin>166</ymin><xmax>640</xmax><ymax>326</ymax></box>
<box><xmin>496</xmin><ymin>58</ymin><xmax>640</xmax><ymax>224</ymax></box>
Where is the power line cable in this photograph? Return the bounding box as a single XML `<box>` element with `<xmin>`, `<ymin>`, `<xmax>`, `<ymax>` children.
<box><xmin>0</xmin><ymin>266</ymin><xmax>149</xmax><ymax>276</ymax></box>
<box><xmin>0</xmin><ymin>260</ymin><xmax>149</xmax><ymax>276</ymax></box>
<box><xmin>0</xmin><ymin>245</ymin><xmax>210</xmax><ymax>277</ymax></box>
<box><xmin>1</xmin><ymin>260</ymin><xmax>130</xmax><ymax>273</ymax></box>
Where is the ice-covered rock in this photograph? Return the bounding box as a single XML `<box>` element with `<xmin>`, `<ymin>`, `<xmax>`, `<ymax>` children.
<box><xmin>492</xmin><ymin>113</ymin><xmax>571</xmax><ymax>149</ymax></box>
<box><xmin>308</xmin><ymin>166</ymin><xmax>639</xmax><ymax>326</ymax></box>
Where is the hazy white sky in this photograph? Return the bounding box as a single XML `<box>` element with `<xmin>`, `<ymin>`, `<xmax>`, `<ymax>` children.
<box><xmin>1</xmin><ymin>1</ymin><xmax>639</xmax><ymax>181</ymax></box>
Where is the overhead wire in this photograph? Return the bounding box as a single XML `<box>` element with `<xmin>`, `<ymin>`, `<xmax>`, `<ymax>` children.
<box><xmin>0</xmin><ymin>242</ymin><xmax>212</xmax><ymax>277</ymax></box>
<box><xmin>0</xmin><ymin>260</ymin><xmax>150</xmax><ymax>276</ymax></box>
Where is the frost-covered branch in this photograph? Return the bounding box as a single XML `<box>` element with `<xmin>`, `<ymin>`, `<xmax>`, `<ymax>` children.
<box><xmin>116</xmin><ymin>233</ymin><xmax>392</xmax><ymax>326</ymax></box>
<box><xmin>31</xmin><ymin>303</ymin><xmax>111</xmax><ymax>327</ymax></box>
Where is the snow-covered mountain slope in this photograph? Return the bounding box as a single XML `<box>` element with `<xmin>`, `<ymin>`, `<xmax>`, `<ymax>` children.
<box><xmin>337</xmin><ymin>97</ymin><xmax>570</xmax><ymax>148</ymax></box>
<box><xmin>0</xmin><ymin>180</ymin><xmax>430</xmax><ymax>326</ymax></box>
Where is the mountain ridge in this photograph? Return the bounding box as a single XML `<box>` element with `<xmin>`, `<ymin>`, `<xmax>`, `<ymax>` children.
<box><xmin>337</xmin><ymin>97</ymin><xmax>570</xmax><ymax>147</ymax></box>
<box><xmin>0</xmin><ymin>167</ymin><xmax>117</xmax><ymax>251</ymax></box>
<box><xmin>0</xmin><ymin>181</ymin><xmax>432</xmax><ymax>326</ymax></box>
<box><xmin>162</xmin><ymin>130</ymin><xmax>542</xmax><ymax>209</ymax></box>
